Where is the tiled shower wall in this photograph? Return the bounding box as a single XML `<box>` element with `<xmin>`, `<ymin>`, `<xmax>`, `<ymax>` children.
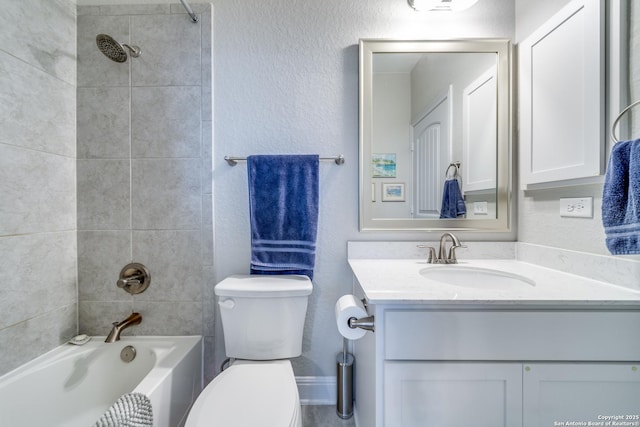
<box><xmin>0</xmin><ymin>0</ymin><xmax>77</xmax><ymax>376</ymax></box>
<box><xmin>76</xmin><ymin>4</ymin><xmax>214</xmax><ymax>378</ymax></box>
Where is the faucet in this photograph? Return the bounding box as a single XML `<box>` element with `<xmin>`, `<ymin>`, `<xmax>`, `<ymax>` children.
<box><xmin>105</xmin><ymin>312</ymin><xmax>142</xmax><ymax>343</ymax></box>
<box><xmin>417</xmin><ymin>232</ymin><xmax>466</xmax><ymax>264</ymax></box>
<box><xmin>438</xmin><ymin>232</ymin><xmax>464</xmax><ymax>264</ymax></box>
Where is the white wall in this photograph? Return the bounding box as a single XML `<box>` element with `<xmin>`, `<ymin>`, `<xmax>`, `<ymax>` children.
<box><xmin>372</xmin><ymin>72</ymin><xmax>412</xmax><ymax>218</ymax></box>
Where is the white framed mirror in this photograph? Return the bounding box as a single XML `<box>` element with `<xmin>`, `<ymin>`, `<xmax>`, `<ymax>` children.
<box><xmin>359</xmin><ymin>39</ymin><xmax>513</xmax><ymax>232</ymax></box>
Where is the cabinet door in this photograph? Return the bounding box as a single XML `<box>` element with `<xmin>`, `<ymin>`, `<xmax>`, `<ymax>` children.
<box><xmin>523</xmin><ymin>363</ymin><xmax>640</xmax><ymax>427</ymax></box>
<box><xmin>462</xmin><ymin>66</ymin><xmax>497</xmax><ymax>193</ymax></box>
<box><xmin>384</xmin><ymin>362</ymin><xmax>522</xmax><ymax>427</ymax></box>
<box><xmin>519</xmin><ymin>0</ymin><xmax>604</xmax><ymax>187</ymax></box>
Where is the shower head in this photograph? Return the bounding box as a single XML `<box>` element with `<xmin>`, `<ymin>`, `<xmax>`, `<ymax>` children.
<box><xmin>96</xmin><ymin>34</ymin><xmax>141</xmax><ymax>63</ymax></box>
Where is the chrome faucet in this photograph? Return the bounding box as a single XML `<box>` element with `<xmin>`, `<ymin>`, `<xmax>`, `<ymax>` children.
<box><xmin>418</xmin><ymin>232</ymin><xmax>466</xmax><ymax>264</ymax></box>
<box><xmin>105</xmin><ymin>312</ymin><xmax>142</xmax><ymax>343</ymax></box>
<box><xmin>438</xmin><ymin>232</ymin><xmax>464</xmax><ymax>264</ymax></box>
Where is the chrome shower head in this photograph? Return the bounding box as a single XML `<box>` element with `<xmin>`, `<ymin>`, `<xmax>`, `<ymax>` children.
<box><xmin>96</xmin><ymin>34</ymin><xmax>141</xmax><ymax>63</ymax></box>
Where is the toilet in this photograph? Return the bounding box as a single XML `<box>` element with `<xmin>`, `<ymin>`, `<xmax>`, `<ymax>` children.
<box><xmin>185</xmin><ymin>274</ymin><xmax>313</xmax><ymax>427</ymax></box>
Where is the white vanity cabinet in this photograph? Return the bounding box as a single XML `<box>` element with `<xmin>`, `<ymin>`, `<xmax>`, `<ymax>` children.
<box><xmin>523</xmin><ymin>363</ymin><xmax>640</xmax><ymax>427</ymax></box>
<box><xmin>352</xmin><ymin>298</ymin><xmax>640</xmax><ymax>427</ymax></box>
<box><xmin>384</xmin><ymin>361</ymin><xmax>522</xmax><ymax>426</ymax></box>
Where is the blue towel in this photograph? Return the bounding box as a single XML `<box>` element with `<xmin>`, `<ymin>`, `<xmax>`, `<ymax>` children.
<box><xmin>440</xmin><ymin>178</ymin><xmax>466</xmax><ymax>219</ymax></box>
<box><xmin>602</xmin><ymin>139</ymin><xmax>640</xmax><ymax>255</ymax></box>
<box><xmin>247</xmin><ymin>155</ymin><xmax>319</xmax><ymax>279</ymax></box>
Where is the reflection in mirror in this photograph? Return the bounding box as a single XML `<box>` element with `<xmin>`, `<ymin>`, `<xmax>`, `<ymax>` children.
<box><xmin>359</xmin><ymin>39</ymin><xmax>512</xmax><ymax>232</ymax></box>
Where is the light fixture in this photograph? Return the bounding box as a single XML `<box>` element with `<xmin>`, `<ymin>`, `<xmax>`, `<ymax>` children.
<box><xmin>407</xmin><ymin>0</ymin><xmax>479</xmax><ymax>11</ymax></box>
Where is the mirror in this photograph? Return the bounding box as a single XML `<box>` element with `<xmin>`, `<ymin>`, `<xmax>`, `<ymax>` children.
<box><xmin>359</xmin><ymin>39</ymin><xmax>512</xmax><ymax>232</ymax></box>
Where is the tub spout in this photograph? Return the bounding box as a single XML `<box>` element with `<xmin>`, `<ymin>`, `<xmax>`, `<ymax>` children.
<box><xmin>105</xmin><ymin>312</ymin><xmax>142</xmax><ymax>343</ymax></box>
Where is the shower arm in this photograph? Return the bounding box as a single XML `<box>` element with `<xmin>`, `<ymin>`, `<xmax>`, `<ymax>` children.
<box><xmin>179</xmin><ymin>0</ymin><xmax>199</xmax><ymax>23</ymax></box>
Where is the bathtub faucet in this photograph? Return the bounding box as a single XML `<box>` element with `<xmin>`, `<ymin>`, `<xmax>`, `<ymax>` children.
<box><xmin>105</xmin><ymin>312</ymin><xmax>142</xmax><ymax>343</ymax></box>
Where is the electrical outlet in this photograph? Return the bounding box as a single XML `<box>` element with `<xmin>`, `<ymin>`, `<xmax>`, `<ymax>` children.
<box><xmin>559</xmin><ymin>197</ymin><xmax>593</xmax><ymax>218</ymax></box>
<box><xmin>473</xmin><ymin>201</ymin><xmax>488</xmax><ymax>215</ymax></box>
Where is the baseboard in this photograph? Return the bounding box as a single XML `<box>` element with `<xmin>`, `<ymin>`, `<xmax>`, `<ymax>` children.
<box><xmin>296</xmin><ymin>376</ymin><xmax>336</xmax><ymax>405</ymax></box>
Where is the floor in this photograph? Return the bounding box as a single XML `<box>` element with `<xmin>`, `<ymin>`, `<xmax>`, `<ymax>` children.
<box><xmin>301</xmin><ymin>406</ymin><xmax>356</xmax><ymax>426</ymax></box>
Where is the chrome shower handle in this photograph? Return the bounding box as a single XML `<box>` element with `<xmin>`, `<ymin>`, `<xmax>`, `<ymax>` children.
<box><xmin>117</xmin><ymin>263</ymin><xmax>150</xmax><ymax>295</ymax></box>
<box><xmin>117</xmin><ymin>273</ymin><xmax>144</xmax><ymax>289</ymax></box>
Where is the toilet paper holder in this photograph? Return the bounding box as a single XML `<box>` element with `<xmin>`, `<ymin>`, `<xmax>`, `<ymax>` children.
<box><xmin>348</xmin><ymin>315</ymin><xmax>375</xmax><ymax>332</ymax></box>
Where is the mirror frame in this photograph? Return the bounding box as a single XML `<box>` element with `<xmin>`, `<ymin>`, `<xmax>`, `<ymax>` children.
<box><xmin>359</xmin><ymin>38</ymin><xmax>513</xmax><ymax>232</ymax></box>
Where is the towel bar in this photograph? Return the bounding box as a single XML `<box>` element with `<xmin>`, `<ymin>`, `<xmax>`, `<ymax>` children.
<box><xmin>224</xmin><ymin>154</ymin><xmax>345</xmax><ymax>166</ymax></box>
<box><xmin>611</xmin><ymin>99</ymin><xmax>640</xmax><ymax>143</ymax></box>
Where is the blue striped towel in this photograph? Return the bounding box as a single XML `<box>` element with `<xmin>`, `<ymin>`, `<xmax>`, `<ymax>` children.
<box><xmin>440</xmin><ymin>178</ymin><xmax>466</xmax><ymax>219</ymax></box>
<box><xmin>247</xmin><ymin>155</ymin><xmax>319</xmax><ymax>279</ymax></box>
<box><xmin>602</xmin><ymin>139</ymin><xmax>640</xmax><ymax>255</ymax></box>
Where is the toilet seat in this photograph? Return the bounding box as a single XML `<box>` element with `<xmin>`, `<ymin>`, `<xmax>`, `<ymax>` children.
<box><xmin>185</xmin><ymin>360</ymin><xmax>301</xmax><ymax>427</ymax></box>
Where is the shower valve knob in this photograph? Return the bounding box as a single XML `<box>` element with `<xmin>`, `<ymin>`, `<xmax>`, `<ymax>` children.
<box><xmin>117</xmin><ymin>263</ymin><xmax>150</xmax><ymax>295</ymax></box>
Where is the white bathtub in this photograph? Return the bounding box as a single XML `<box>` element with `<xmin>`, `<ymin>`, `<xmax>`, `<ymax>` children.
<box><xmin>0</xmin><ymin>336</ymin><xmax>202</xmax><ymax>427</ymax></box>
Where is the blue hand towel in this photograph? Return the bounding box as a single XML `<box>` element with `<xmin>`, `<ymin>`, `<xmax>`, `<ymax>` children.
<box><xmin>602</xmin><ymin>139</ymin><xmax>640</xmax><ymax>255</ymax></box>
<box><xmin>248</xmin><ymin>155</ymin><xmax>319</xmax><ymax>279</ymax></box>
<box><xmin>440</xmin><ymin>178</ymin><xmax>466</xmax><ymax>219</ymax></box>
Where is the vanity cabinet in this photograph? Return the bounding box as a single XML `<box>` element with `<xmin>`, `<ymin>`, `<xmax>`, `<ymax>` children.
<box><xmin>352</xmin><ymin>300</ymin><xmax>640</xmax><ymax>427</ymax></box>
<box><xmin>385</xmin><ymin>362</ymin><xmax>522</xmax><ymax>426</ymax></box>
<box><xmin>523</xmin><ymin>363</ymin><xmax>640</xmax><ymax>427</ymax></box>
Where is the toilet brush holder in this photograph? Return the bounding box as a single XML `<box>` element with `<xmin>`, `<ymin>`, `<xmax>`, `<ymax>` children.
<box><xmin>336</xmin><ymin>351</ymin><xmax>354</xmax><ymax>419</ymax></box>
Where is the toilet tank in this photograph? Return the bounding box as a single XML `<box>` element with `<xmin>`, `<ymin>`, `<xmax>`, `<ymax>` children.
<box><xmin>215</xmin><ymin>275</ymin><xmax>313</xmax><ymax>360</ymax></box>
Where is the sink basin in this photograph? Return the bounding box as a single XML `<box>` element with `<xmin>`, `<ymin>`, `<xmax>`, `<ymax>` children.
<box><xmin>419</xmin><ymin>265</ymin><xmax>536</xmax><ymax>289</ymax></box>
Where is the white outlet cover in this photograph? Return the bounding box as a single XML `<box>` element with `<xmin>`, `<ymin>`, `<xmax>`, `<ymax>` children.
<box><xmin>473</xmin><ymin>201</ymin><xmax>488</xmax><ymax>215</ymax></box>
<box><xmin>560</xmin><ymin>197</ymin><xmax>593</xmax><ymax>218</ymax></box>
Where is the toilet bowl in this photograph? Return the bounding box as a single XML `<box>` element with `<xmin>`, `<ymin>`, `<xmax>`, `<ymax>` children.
<box><xmin>185</xmin><ymin>360</ymin><xmax>301</xmax><ymax>427</ymax></box>
<box><xmin>184</xmin><ymin>275</ymin><xmax>312</xmax><ymax>427</ymax></box>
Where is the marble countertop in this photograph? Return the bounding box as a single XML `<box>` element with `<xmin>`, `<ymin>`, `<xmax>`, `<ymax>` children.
<box><xmin>348</xmin><ymin>258</ymin><xmax>640</xmax><ymax>307</ymax></box>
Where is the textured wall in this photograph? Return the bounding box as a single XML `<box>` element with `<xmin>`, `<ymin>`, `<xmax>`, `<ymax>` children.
<box><xmin>75</xmin><ymin>3</ymin><xmax>214</xmax><ymax>379</ymax></box>
<box><xmin>211</xmin><ymin>0</ymin><xmax>514</xmax><ymax>378</ymax></box>
<box><xmin>0</xmin><ymin>0</ymin><xmax>78</xmax><ymax>376</ymax></box>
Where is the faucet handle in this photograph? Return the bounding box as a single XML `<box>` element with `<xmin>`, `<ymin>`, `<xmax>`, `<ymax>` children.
<box><xmin>447</xmin><ymin>244</ymin><xmax>467</xmax><ymax>264</ymax></box>
<box><xmin>117</xmin><ymin>263</ymin><xmax>150</xmax><ymax>295</ymax></box>
<box><xmin>417</xmin><ymin>245</ymin><xmax>438</xmax><ymax>263</ymax></box>
<box><xmin>117</xmin><ymin>276</ymin><xmax>141</xmax><ymax>289</ymax></box>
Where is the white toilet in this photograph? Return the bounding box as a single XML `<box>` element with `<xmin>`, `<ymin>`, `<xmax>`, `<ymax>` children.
<box><xmin>185</xmin><ymin>274</ymin><xmax>313</xmax><ymax>427</ymax></box>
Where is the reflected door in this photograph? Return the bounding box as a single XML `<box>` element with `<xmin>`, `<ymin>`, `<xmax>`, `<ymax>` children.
<box><xmin>412</xmin><ymin>88</ymin><xmax>451</xmax><ymax>218</ymax></box>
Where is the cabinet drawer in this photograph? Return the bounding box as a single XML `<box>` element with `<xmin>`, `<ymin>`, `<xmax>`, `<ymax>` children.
<box><xmin>384</xmin><ymin>310</ymin><xmax>640</xmax><ymax>361</ymax></box>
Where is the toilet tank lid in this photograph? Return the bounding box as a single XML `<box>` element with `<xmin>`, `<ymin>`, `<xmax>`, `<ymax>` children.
<box><xmin>215</xmin><ymin>275</ymin><xmax>313</xmax><ymax>297</ymax></box>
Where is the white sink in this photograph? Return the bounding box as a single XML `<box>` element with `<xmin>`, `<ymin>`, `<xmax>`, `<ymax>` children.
<box><xmin>419</xmin><ymin>265</ymin><xmax>536</xmax><ymax>289</ymax></box>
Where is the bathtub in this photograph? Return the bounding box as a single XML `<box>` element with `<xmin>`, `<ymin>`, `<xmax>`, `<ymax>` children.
<box><xmin>0</xmin><ymin>336</ymin><xmax>202</xmax><ymax>427</ymax></box>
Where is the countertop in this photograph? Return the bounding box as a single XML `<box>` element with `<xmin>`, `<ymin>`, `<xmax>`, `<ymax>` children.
<box><xmin>348</xmin><ymin>258</ymin><xmax>640</xmax><ymax>307</ymax></box>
